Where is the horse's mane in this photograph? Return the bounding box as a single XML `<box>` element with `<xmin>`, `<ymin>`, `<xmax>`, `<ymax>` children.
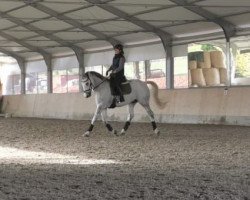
<box><xmin>86</xmin><ymin>71</ymin><xmax>107</xmax><ymax>81</ymax></box>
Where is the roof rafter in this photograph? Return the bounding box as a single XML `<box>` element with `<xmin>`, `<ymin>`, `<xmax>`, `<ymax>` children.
<box><xmin>0</xmin><ymin>0</ymin><xmax>245</xmax><ymax>56</ymax></box>
<box><xmin>0</xmin><ymin>30</ymin><xmax>51</xmax><ymax>61</ymax></box>
<box><xmin>170</xmin><ymin>0</ymin><xmax>236</xmax><ymax>40</ymax></box>
<box><xmin>84</xmin><ymin>0</ymin><xmax>173</xmax><ymax>49</ymax></box>
<box><xmin>0</xmin><ymin>47</ymin><xmax>25</xmax><ymax>63</ymax></box>
<box><xmin>0</xmin><ymin>10</ymin><xmax>84</xmax><ymax>55</ymax></box>
<box><xmin>3</xmin><ymin>4</ymin><xmax>28</xmax><ymax>14</ymax></box>
<box><xmin>1</xmin><ymin>7</ymin><xmax>244</xmax><ymax>51</ymax></box>
<box><xmin>1</xmin><ymin>0</ymin><xmax>104</xmax><ymax>32</ymax></box>
<box><xmin>28</xmin><ymin>2</ymin><xmax>121</xmax><ymax>46</ymax></box>
<box><xmin>1</xmin><ymin>0</ymin><xmax>204</xmax><ymax>47</ymax></box>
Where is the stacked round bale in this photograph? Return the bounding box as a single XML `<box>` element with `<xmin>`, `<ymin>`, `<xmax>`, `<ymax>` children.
<box><xmin>188</xmin><ymin>51</ymin><xmax>228</xmax><ymax>87</ymax></box>
<box><xmin>210</xmin><ymin>51</ymin><xmax>228</xmax><ymax>85</ymax></box>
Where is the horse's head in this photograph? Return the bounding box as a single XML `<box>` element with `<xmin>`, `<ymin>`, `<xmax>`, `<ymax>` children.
<box><xmin>81</xmin><ymin>71</ymin><xmax>106</xmax><ymax>98</ymax></box>
<box><xmin>81</xmin><ymin>73</ymin><xmax>92</xmax><ymax>98</ymax></box>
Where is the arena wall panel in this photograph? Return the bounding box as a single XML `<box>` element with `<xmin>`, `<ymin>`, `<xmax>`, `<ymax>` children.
<box><xmin>2</xmin><ymin>87</ymin><xmax>250</xmax><ymax>126</ymax></box>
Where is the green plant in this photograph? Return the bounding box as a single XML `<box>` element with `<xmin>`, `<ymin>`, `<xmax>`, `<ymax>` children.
<box><xmin>201</xmin><ymin>44</ymin><xmax>218</xmax><ymax>51</ymax></box>
<box><xmin>235</xmin><ymin>53</ymin><xmax>250</xmax><ymax>78</ymax></box>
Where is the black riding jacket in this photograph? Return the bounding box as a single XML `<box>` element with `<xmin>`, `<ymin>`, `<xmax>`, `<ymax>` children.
<box><xmin>110</xmin><ymin>54</ymin><xmax>125</xmax><ymax>77</ymax></box>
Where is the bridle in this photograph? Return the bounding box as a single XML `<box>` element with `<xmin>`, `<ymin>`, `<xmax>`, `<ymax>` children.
<box><xmin>81</xmin><ymin>78</ymin><xmax>92</xmax><ymax>94</ymax></box>
<box><xmin>82</xmin><ymin>73</ymin><xmax>107</xmax><ymax>93</ymax></box>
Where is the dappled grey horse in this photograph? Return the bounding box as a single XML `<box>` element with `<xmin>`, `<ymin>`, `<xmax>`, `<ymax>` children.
<box><xmin>81</xmin><ymin>71</ymin><xmax>166</xmax><ymax>137</ymax></box>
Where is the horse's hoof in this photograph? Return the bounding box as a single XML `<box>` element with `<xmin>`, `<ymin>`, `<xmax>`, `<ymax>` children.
<box><xmin>112</xmin><ymin>130</ymin><xmax>118</xmax><ymax>136</ymax></box>
<box><xmin>120</xmin><ymin>129</ymin><xmax>126</xmax><ymax>136</ymax></box>
<box><xmin>154</xmin><ymin>128</ymin><xmax>160</xmax><ymax>136</ymax></box>
<box><xmin>83</xmin><ymin>131</ymin><xmax>90</xmax><ymax>137</ymax></box>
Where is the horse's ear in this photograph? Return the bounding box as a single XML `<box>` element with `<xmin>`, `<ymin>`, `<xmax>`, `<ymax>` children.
<box><xmin>82</xmin><ymin>72</ymin><xmax>88</xmax><ymax>78</ymax></box>
<box><xmin>81</xmin><ymin>73</ymin><xmax>87</xmax><ymax>81</ymax></box>
<box><xmin>82</xmin><ymin>72</ymin><xmax>91</xmax><ymax>81</ymax></box>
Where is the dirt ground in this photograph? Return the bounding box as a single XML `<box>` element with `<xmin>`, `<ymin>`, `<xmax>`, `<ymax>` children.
<box><xmin>0</xmin><ymin>117</ymin><xmax>249</xmax><ymax>200</ymax></box>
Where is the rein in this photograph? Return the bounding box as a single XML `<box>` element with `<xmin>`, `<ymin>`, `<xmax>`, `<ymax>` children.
<box><xmin>92</xmin><ymin>79</ymin><xmax>107</xmax><ymax>90</ymax></box>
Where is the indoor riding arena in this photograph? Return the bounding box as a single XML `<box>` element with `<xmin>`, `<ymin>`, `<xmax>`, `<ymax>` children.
<box><xmin>0</xmin><ymin>1</ymin><xmax>249</xmax><ymax>200</ymax></box>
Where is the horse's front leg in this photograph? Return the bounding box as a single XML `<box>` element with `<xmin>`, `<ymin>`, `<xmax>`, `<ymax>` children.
<box><xmin>83</xmin><ymin>106</ymin><xmax>102</xmax><ymax>137</ymax></box>
<box><xmin>101</xmin><ymin>109</ymin><xmax>117</xmax><ymax>135</ymax></box>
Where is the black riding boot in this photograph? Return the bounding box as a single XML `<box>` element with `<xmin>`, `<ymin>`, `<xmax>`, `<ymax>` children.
<box><xmin>116</xmin><ymin>86</ymin><xmax>125</xmax><ymax>102</ymax></box>
<box><xmin>120</xmin><ymin>95</ymin><xmax>125</xmax><ymax>102</ymax></box>
<box><xmin>111</xmin><ymin>74</ymin><xmax>125</xmax><ymax>103</ymax></box>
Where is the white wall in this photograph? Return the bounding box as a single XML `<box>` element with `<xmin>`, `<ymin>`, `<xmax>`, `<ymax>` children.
<box><xmin>2</xmin><ymin>87</ymin><xmax>250</xmax><ymax>126</ymax></box>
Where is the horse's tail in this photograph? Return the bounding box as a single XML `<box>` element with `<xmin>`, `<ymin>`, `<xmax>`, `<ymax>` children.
<box><xmin>146</xmin><ymin>81</ymin><xmax>167</xmax><ymax>109</ymax></box>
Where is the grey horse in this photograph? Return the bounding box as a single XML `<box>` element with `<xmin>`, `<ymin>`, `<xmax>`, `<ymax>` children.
<box><xmin>81</xmin><ymin>71</ymin><xmax>166</xmax><ymax>137</ymax></box>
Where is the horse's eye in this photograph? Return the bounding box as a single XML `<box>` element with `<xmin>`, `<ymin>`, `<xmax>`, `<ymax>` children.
<box><xmin>86</xmin><ymin>82</ymin><xmax>89</xmax><ymax>86</ymax></box>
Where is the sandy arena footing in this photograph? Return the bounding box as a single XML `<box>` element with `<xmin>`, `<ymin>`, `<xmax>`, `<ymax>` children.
<box><xmin>0</xmin><ymin>118</ymin><xmax>249</xmax><ymax>200</ymax></box>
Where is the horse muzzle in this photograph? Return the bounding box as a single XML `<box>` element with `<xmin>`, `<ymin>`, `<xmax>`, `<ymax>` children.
<box><xmin>83</xmin><ymin>92</ymin><xmax>91</xmax><ymax>98</ymax></box>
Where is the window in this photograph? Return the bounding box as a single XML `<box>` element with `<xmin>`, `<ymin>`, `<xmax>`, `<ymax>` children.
<box><xmin>26</xmin><ymin>72</ymin><xmax>47</xmax><ymax>94</ymax></box>
<box><xmin>146</xmin><ymin>59</ymin><xmax>166</xmax><ymax>89</ymax></box>
<box><xmin>0</xmin><ymin>63</ymin><xmax>21</xmax><ymax>95</ymax></box>
<box><xmin>231</xmin><ymin>36</ymin><xmax>250</xmax><ymax>86</ymax></box>
<box><xmin>37</xmin><ymin>72</ymin><xmax>47</xmax><ymax>94</ymax></box>
<box><xmin>5</xmin><ymin>74</ymin><xmax>21</xmax><ymax>95</ymax></box>
<box><xmin>124</xmin><ymin>62</ymin><xmax>134</xmax><ymax>79</ymax></box>
<box><xmin>174</xmin><ymin>56</ymin><xmax>188</xmax><ymax>88</ymax></box>
<box><xmin>53</xmin><ymin>70</ymin><xmax>67</xmax><ymax>93</ymax></box>
<box><xmin>124</xmin><ymin>60</ymin><xmax>166</xmax><ymax>88</ymax></box>
<box><xmin>188</xmin><ymin>40</ymin><xmax>227</xmax><ymax>88</ymax></box>
<box><xmin>53</xmin><ymin>68</ymin><xmax>79</xmax><ymax>93</ymax></box>
<box><xmin>86</xmin><ymin>59</ymin><xmax>166</xmax><ymax>89</ymax></box>
<box><xmin>26</xmin><ymin>72</ymin><xmax>37</xmax><ymax>94</ymax></box>
<box><xmin>67</xmin><ymin>68</ymin><xmax>79</xmax><ymax>93</ymax></box>
<box><xmin>125</xmin><ymin>61</ymin><xmax>145</xmax><ymax>81</ymax></box>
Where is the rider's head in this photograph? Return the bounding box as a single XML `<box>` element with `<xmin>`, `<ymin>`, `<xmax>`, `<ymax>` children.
<box><xmin>114</xmin><ymin>44</ymin><xmax>124</xmax><ymax>55</ymax></box>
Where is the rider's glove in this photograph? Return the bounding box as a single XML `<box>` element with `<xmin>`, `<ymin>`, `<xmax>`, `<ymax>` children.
<box><xmin>106</xmin><ymin>70</ymin><xmax>110</xmax><ymax>76</ymax></box>
<box><xmin>110</xmin><ymin>71</ymin><xmax>116</xmax><ymax>77</ymax></box>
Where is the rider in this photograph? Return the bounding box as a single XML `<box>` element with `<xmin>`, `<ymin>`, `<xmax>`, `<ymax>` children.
<box><xmin>106</xmin><ymin>44</ymin><xmax>126</xmax><ymax>103</ymax></box>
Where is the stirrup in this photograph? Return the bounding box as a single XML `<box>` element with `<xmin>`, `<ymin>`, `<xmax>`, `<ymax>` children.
<box><xmin>109</xmin><ymin>98</ymin><xmax>116</xmax><ymax>108</ymax></box>
<box><xmin>120</xmin><ymin>96</ymin><xmax>125</xmax><ymax>102</ymax></box>
<box><xmin>115</xmin><ymin>96</ymin><xmax>121</xmax><ymax>103</ymax></box>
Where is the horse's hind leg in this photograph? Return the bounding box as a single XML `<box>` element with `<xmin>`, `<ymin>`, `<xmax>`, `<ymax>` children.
<box><xmin>120</xmin><ymin>102</ymin><xmax>136</xmax><ymax>135</ymax></box>
<box><xmin>101</xmin><ymin>109</ymin><xmax>117</xmax><ymax>135</ymax></box>
<box><xmin>141</xmin><ymin>103</ymin><xmax>160</xmax><ymax>135</ymax></box>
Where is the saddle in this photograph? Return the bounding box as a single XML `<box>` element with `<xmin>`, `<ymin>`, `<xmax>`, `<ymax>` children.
<box><xmin>108</xmin><ymin>77</ymin><xmax>132</xmax><ymax>108</ymax></box>
<box><xmin>110</xmin><ymin>81</ymin><xmax>132</xmax><ymax>96</ymax></box>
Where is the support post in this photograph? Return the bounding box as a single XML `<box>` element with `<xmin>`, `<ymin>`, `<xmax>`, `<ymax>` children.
<box><xmin>159</xmin><ymin>35</ymin><xmax>173</xmax><ymax>89</ymax></box>
<box><xmin>47</xmin><ymin>67</ymin><xmax>52</xmax><ymax>93</ymax></box>
<box><xmin>16</xmin><ymin>58</ymin><xmax>26</xmax><ymax>94</ymax></box>
<box><xmin>73</xmin><ymin>47</ymin><xmax>84</xmax><ymax>92</ymax></box>
<box><xmin>133</xmin><ymin>61</ymin><xmax>140</xmax><ymax>79</ymax></box>
<box><xmin>165</xmin><ymin>45</ymin><xmax>174</xmax><ymax>89</ymax></box>
<box><xmin>144</xmin><ymin>60</ymin><xmax>150</xmax><ymax>80</ymax></box>
<box><xmin>226</xmin><ymin>40</ymin><xmax>231</xmax><ymax>87</ymax></box>
<box><xmin>43</xmin><ymin>54</ymin><xmax>52</xmax><ymax>93</ymax></box>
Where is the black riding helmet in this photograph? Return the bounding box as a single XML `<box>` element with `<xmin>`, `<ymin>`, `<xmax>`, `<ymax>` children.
<box><xmin>114</xmin><ymin>44</ymin><xmax>124</xmax><ymax>55</ymax></box>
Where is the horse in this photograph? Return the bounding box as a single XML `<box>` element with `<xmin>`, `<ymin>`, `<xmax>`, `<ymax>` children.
<box><xmin>81</xmin><ymin>71</ymin><xmax>166</xmax><ymax>137</ymax></box>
